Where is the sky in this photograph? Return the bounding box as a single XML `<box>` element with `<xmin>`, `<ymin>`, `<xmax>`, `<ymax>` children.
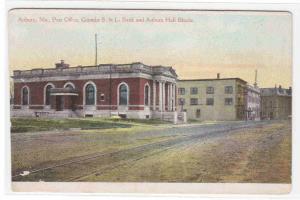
<box><xmin>8</xmin><ymin>9</ymin><xmax>292</xmax><ymax>88</ymax></box>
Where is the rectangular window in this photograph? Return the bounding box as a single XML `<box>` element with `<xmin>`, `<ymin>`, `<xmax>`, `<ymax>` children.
<box><xmin>196</xmin><ymin>109</ymin><xmax>201</xmax><ymax>118</ymax></box>
<box><xmin>178</xmin><ymin>88</ymin><xmax>185</xmax><ymax>95</ymax></box>
<box><xmin>178</xmin><ymin>98</ymin><xmax>185</xmax><ymax>105</ymax></box>
<box><xmin>190</xmin><ymin>98</ymin><xmax>198</xmax><ymax>105</ymax></box>
<box><xmin>190</xmin><ymin>87</ymin><xmax>198</xmax><ymax>95</ymax></box>
<box><xmin>100</xmin><ymin>93</ymin><xmax>105</xmax><ymax>101</ymax></box>
<box><xmin>270</xmin><ymin>101</ymin><xmax>273</xmax><ymax>108</ymax></box>
<box><xmin>225</xmin><ymin>86</ymin><xmax>233</xmax><ymax>94</ymax></box>
<box><xmin>206</xmin><ymin>87</ymin><xmax>214</xmax><ymax>94</ymax></box>
<box><xmin>225</xmin><ymin>98</ymin><xmax>233</xmax><ymax>105</ymax></box>
<box><xmin>238</xmin><ymin>97</ymin><xmax>241</xmax><ymax>105</ymax></box>
<box><xmin>238</xmin><ymin>85</ymin><xmax>243</xmax><ymax>93</ymax></box>
<box><xmin>206</xmin><ymin>98</ymin><xmax>214</xmax><ymax>105</ymax></box>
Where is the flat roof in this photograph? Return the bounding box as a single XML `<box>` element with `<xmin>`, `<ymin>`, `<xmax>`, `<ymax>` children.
<box><xmin>178</xmin><ymin>78</ymin><xmax>247</xmax><ymax>83</ymax></box>
<box><xmin>12</xmin><ymin>62</ymin><xmax>178</xmax><ymax>79</ymax></box>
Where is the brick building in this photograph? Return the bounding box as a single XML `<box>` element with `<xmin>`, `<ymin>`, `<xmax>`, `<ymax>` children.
<box><xmin>260</xmin><ymin>86</ymin><xmax>292</xmax><ymax>120</ymax></box>
<box><xmin>177</xmin><ymin>75</ymin><xmax>248</xmax><ymax>121</ymax></box>
<box><xmin>11</xmin><ymin>60</ymin><xmax>184</xmax><ymax>123</ymax></box>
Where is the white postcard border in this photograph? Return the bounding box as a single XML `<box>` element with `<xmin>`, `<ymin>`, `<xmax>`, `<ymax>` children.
<box><xmin>2</xmin><ymin>0</ymin><xmax>300</xmax><ymax>198</ymax></box>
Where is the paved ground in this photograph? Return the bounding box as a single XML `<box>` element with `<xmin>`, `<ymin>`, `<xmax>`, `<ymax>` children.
<box><xmin>11</xmin><ymin>120</ymin><xmax>291</xmax><ymax>183</ymax></box>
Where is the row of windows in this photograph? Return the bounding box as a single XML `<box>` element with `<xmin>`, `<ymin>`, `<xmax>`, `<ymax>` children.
<box><xmin>45</xmin><ymin>83</ymin><xmax>75</xmax><ymax>105</ymax></box>
<box><xmin>247</xmin><ymin>95</ymin><xmax>260</xmax><ymax>104</ymax></box>
<box><xmin>21</xmin><ymin>82</ymin><xmax>151</xmax><ymax>107</ymax></box>
<box><xmin>262</xmin><ymin>100</ymin><xmax>276</xmax><ymax>108</ymax></box>
<box><xmin>178</xmin><ymin>98</ymin><xmax>233</xmax><ymax>106</ymax></box>
<box><xmin>181</xmin><ymin>109</ymin><xmax>202</xmax><ymax>118</ymax></box>
<box><xmin>178</xmin><ymin>86</ymin><xmax>233</xmax><ymax>95</ymax></box>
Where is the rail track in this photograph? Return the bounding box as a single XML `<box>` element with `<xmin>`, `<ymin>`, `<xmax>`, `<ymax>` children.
<box><xmin>12</xmin><ymin>121</ymin><xmax>273</xmax><ymax>181</ymax></box>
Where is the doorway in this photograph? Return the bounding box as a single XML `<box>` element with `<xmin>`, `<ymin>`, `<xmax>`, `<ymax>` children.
<box><xmin>196</xmin><ymin>109</ymin><xmax>201</xmax><ymax>118</ymax></box>
<box><xmin>270</xmin><ymin>112</ymin><xmax>274</xmax><ymax>120</ymax></box>
<box><xmin>56</xmin><ymin>96</ymin><xmax>64</xmax><ymax>111</ymax></box>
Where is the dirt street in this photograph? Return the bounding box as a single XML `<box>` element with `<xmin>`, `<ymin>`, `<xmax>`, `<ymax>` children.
<box><xmin>11</xmin><ymin>120</ymin><xmax>291</xmax><ymax>183</ymax></box>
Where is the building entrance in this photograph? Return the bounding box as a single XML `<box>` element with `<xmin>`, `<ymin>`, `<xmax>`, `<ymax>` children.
<box><xmin>56</xmin><ymin>96</ymin><xmax>64</xmax><ymax>111</ymax></box>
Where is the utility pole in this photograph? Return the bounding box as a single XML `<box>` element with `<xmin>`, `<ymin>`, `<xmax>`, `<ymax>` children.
<box><xmin>254</xmin><ymin>69</ymin><xmax>258</xmax><ymax>87</ymax></box>
<box><xmin>95</xmin><ymin>33</ymin><xmax>98</xmax><ymax>66</ymax></box>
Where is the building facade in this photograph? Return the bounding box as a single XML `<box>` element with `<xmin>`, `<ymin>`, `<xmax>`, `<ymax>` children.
<box><xmin>260</xmin><ymin>86</ymin><xmax>292</xmax><ymax>120</ymax></box>
<box><xmin>11</xmin><ymin>60</ymin><xmax>185</xmax><ymax>123</ymax></box>
<box><xmin>245</xmin><ymin>84</ymin><xmax>261</xmax><ymax>121</ymax></box>
<box><xmin>177</xmin><ymin>77</ymin><xmax>247</xmax><ymax>121</ymax></box>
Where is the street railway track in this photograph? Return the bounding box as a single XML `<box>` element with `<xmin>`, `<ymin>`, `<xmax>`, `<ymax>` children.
<box><xmin>12</xmin><ymin>121</ymin><xmax>273</xmax><ymax>181</ymax></box>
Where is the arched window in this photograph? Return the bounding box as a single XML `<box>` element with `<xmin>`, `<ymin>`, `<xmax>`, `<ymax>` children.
<box><xmin>144</xmin><ymin>84</ymin><xmax>150</xmax><ymax>106</ymax></box>
<box><xmin>65</xmin><ymin>84</ymin><xmax>74</xmax><ymax>89</ymax></box>
<box><xmin>64</xmin><ymin>82</ymin><xmax>75</xmax><ymax>89</ymax></box>
<box><xmin>45</xmin><ymin>85</ymin><xmax>53</xmax><ymax>105</ymax></box>
<box><xmin>119</xmin><ymin>83</ymin><xmax>128</xmax><ymax>105</ymax></box>
<box><xmin>85</xmin><ymin>84</ymin><xmax>95</xmax><ymax>105</ymax></box>
<box><xmin>22</xmin><ymin>87</ymin><xmax>29</xmax><ymax>105</ymax></box>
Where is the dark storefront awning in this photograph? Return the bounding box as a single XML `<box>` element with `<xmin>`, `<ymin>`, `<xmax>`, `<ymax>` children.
<box><xmin>50</xmin><ymin>88</ymin><xmax>79</xmax><ymax>96</ymax></box>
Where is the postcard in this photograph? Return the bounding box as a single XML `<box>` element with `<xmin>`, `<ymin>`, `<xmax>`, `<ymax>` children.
<box><xmin>7</xmin><ymin>7</ymin><xmax>292</xmax><ymax>194</ymax></box>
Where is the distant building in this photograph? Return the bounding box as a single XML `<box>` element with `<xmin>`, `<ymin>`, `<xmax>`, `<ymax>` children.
<box><xmin>245</xmin><ymin>84</ymin><xmax>261</xmax><ymax>121</ymax></box>
<box><xmin>177</xmin><ymin>75</ymin><xmax>247</xmax><ymax>121</ymax></box>
<box><xmin>260</xmin><ymin>86</ymin><xmax>292</xmax><ymax>120</ymax></box>
<box><xmin>11</xmin><ymin>60</ymin><xmax>185</xmax><ymax>123</ymax></box>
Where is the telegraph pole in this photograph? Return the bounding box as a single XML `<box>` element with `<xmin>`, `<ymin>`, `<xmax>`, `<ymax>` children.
<box><xmin>254</xmin><ymin>69</ymin><xmax>258</xmax><ymax>87</ymax></box>
<box><xmin>255</xmin><ymin>69</ymin><xmax>257</xmax><ymax>83</ymax></box>
<box><xmin>95</xmin><ymin>33</ymin><xmax>98</xmax><ymax>66</ymax></box>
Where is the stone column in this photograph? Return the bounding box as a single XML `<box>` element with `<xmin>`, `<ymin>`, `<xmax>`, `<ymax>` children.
<box><xmin>168</xmin><ymin>83</ymin><xmax>171</xmax><ymax>111</ymax></box>
<box><xmin>167</xmin><ymin>83</ymin><xmax>169</xmax><ymax>111</ymax></box>
<box><xmin>173</xmin><ymin>83</ymin><xmax>176</xmax><ymax>111</ymax></box>
<box><xmin>153</xmin><ymin>80</ymin><xmax>156</xmax><ymax>111</ymax></box>
<box><xmin>159</xmin><ymin>81</ymin><xmax>162</xmax><ymax>111</ymax></box>
<box><xmin>162</xmin><ymin>82</ymin><xmax>165</xmax><ymax>111</ymax></box>
<box><xmin>165</xmin><ymin>83</ymin><xmax>168</xmax><ymax>111</ymax></box>
<box><xmin>170</xmin><ymin>83</ymin><xmax>173</xmax><ymax>111</ymax></box>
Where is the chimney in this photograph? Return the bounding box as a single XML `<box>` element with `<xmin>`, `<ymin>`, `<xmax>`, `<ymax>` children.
<box><xmin>278</xmin><ymin>85</ymin><xmax>283</xmax><ymax>93</ymax></box>
<box><xmin>217</xmin><ymin>73</ymin><xmax>220</xmax><ymax>79</ymax></box>
<box><xmin>55</xmin><ymin>60</ymin><xmax>69</xmax><ymax>69</ymax></box>
<box><xmin>288</xmin><ymin>86</ymin><xmax>292</xmax><ymax>95</ymax></box>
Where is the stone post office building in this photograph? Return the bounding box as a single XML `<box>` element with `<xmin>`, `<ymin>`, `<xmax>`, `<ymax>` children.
<box><xmin>11</xmin><ymin>60</ymin><xmax>184</xmax><ymax>123</ymax></box>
